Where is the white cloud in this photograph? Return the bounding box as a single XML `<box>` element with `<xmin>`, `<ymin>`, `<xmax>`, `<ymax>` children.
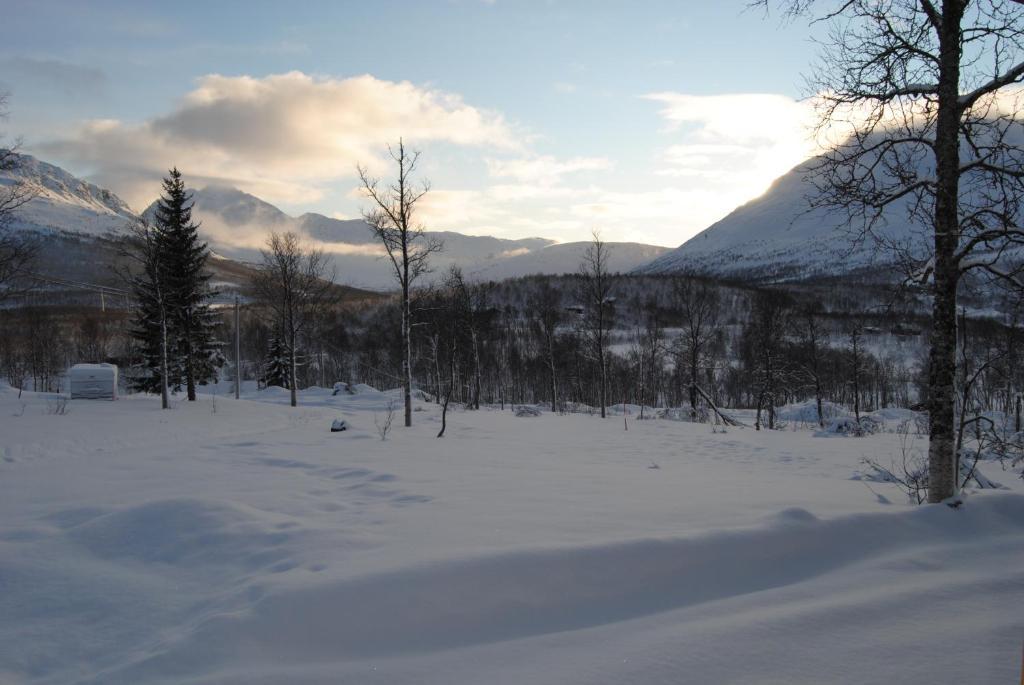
<box><xmin>38</xmin><ymin>71</ymin><xmax>521</xmax><ymax>210</ymax></box>
<box><xmin>486</xmin><ymin>155</ymin><xmax>612</xmax><ymax>183</ymax></box>
<box><xmin>642</xmin><ymin>92</ymin><xmax>820</xmax><ymax>203</ymax></box>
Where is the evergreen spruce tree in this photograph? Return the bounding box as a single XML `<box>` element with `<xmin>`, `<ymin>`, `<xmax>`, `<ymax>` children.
<box><xmin>262</xmin><ymin>337</ymin><xmax>291</xmax><ymax>389</ymax></box>
<box><xmin>129</xmin><ymin>222</ymin><xmax>183</xmax><ymax>396</ymax></box>
<box><xmin>153</xmin><ymin>168</ymin><xmax>219</xmax><ymax>401</ymax></box>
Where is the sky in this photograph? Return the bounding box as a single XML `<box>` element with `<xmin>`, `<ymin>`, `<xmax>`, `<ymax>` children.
<box><xmin>0</xmin><ymin>0</ymin><xmax>825</xmax><ymax>247</ymax></box>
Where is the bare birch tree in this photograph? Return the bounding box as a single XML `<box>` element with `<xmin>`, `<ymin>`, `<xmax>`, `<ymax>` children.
<box><xmin>673</xmin><ymin>276</ymin><xmax>720</xmax><ymax>421</ymax></box>
<box><xmin>848</xmin><ymin>321</ymin><xmax>866</xmax><ymax>423</ymax></box>
<box><xmin>529</xmin><ymin>281</ymin><xmax>563</xmax><ymax>412</ymax></box>
<box><xmin>796</xmin><ymin>305</ymin><xmax>828</xmax><ymax>427</ymax></box>
<box><xmin>251</xmin><ymin>231</ymin><xmax>336</xmax><ymax>408</ymax></box>
<box><xmin>0</xmin><ymin>92</ymin><xmax>37</xmax><ymax>303</ymax></box>
<box><xmin>577</xmin><ymin>230</ymin><xmax>616</xmax><ymax>418</ymax></box>
<box><xmin>359</xmin><ymin>139</ymin><xmax>442</xmax><ymax>427</ymax></box>
<box><xmin>759</xmin><ymin>0</ymin><xmax>1024</xmax><ymax>501</ymax></box>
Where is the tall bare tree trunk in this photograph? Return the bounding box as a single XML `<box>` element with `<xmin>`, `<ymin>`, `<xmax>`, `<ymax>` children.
<box><xmin>549</xmin><ymin>336</ymin><xmax>557</xmax><ymax>413</ymax></box>
<box><xmin>402</xmin><ymin>275</ymin><xmax>412</xmax><ymax>427</ymax></box>
<box><xmin>185</xmin><ymin>336</ymin><xmax>196</xmax><ymax>401</ymax></box>
<box><xmin>160</xmin><ymin>308</ymin><xmax>170</xmax><ymax>410</ymax></box>
<box><xmin>927</xmin><ymin>1</ymin><xmax>965</xmax><ymax>503</ymax></box>
<box><xmin>689</xmin><ymin>348</ymin><xmax>699</xmax><ymax>421</ymax></box>
<box><xmin>289</xmin><ymin>328</ymin><xmax>298</xmax><ymax>408</ymax></box>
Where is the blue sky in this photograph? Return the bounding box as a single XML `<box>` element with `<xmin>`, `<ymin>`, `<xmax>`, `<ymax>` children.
<box><xmin>1</xmin><ymin>1</ymin><xmax>824</xmax><ymax>246</ymax></box>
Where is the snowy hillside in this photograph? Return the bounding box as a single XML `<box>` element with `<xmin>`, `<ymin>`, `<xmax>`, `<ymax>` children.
<box><xmin>1</xmin><ymin>383</ymin><xmax>1021</xmax><ymax>684</ymax></box>
<box><xmin>639</xmin><ymin>159</ymin><xmax>920</xmax><ymax>281</ymax></box>
<box><xmin>1</xmin><ymin>153</ymin><xmax>138</xmax><ymax>237</ymax></box>
<box><xmin>472</xmin><ymin>240</ymin><xmax>670</xmax><ymax>279</ymax></box>
<box><xmin>3</xmin><ymin>155</ymin><xmax>667</xmax><ymax>290</ymax></box>
<box><xmin>172</xmin><ymin>186</ymin><xmax>664</xmax><ymax>288</ymax></box>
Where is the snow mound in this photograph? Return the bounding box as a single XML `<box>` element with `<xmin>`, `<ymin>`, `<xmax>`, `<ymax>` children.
<box><xmin>775</xmin><ymin>400</ymin><xmax>848</xmax><ymax>424</ymax></box>
<box><xmin>67</xmin><ymin>498</ymin><xmax>295</xmax><ymax>569</ymax></box>
<box><xmin>100</xmin><ymin>494</ymin><xmax>1024</xmax><ymax>681</ymax></box>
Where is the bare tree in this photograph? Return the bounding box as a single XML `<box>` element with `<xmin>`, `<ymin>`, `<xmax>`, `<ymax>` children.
<box><xmin>673</xmin><ymin>276</ymin><xmax>720</xmax><ymax>421</ymax></box>
<box><xmin>577</xmin><ymin>230</ymin><xmax>616</xmax><ymax>418</ymax></box>
<box><xmin>529</xmin><ymin>281</ymin><xmax>563</xmax><ymax>412</ymax></box>
<box><xmin>359</xmin><ymin>139</ymin><xmax>442</xmax><ymax>427</ymax></box>
<box><xmin>759</xmin><ymin>0</ymin><xmax>1024</xmax><ymax>502</ymax></box>
<box><xmin>848</xmin><ymin>321</ymin><xmax>866</xmax><ymax>423</ymax></box>
<box><xmin>744</xmin><ymin>290</ymin><xmax>792</xmax><ymax>430</ymax></box>
<box><xmin>251</xmin><ymin>231</ymin><xmax>336</xmax><ymax>408</ymax></box>
<box><xmin>0</xmin><ymin>92</ymin><xmax>37</xmax><ymax>303</ymax></box>
<box><xmin>796</xmin><ymin>305</ymin><xmax>828</xmax><ymax>428</ymax></box>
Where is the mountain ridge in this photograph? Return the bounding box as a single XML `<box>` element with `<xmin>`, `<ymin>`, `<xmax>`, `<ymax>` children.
<box><xmin>3</xmin><ymin>154</ymin><xmax>670</xmax><ymax>290</ymax></box>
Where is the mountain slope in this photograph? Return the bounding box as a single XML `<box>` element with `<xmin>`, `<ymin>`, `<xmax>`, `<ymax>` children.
<box><xmin>0</xmin><ymin>156</ymin><xmax>319</xmax><ymax>303</ymax></box>
<box><xmin>172</xmin><ymin>186</ymin><xmax>665</xmax><ymax>288</ymax></box>
<box><xmin>472</xmin><ymin>241</ymin><xmax>670</xmax><ymax>280</ymax></box>
<box><xmin>640</xmin><ymin>160</ymin><xmax>917</xmax><ymax>281</ymax></box>
<box><xmin>1</xmin><ymin>154</ymin><xmax>137</xmax><ymax>238</ymax></box>
<box><xmin>4</xmin><ymin>154</ymin><xmax>668</xmax><ymax>292</ymax></box>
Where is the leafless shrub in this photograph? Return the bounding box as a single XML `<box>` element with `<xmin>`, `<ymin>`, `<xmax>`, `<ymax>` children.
<box><xmin>860</xmin><ymin>421</ymin><xmax>928</xmax><ymax>504</ymax></box>
<box><xmin>375</xmin><ymin>400</ymin><xmax>395</xmax><ymax>441</ymax></box>
<box><xmin>45</xmin><ymin>396</ymin><xmax>68</xmax><ymax>416</ymax></box>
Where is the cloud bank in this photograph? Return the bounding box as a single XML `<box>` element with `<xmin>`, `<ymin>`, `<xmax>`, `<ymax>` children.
<box><xmin>39</xmin><ymin>72</ymin><xmax>520</xmax><ymax>210</ymax></box>
<box><xmin>33</xmin><ymin>73</ymin><xmax>841</xmax><ymax>248</ymax></box>
<box><xmin>643</xmin><ymin>92</ymin><xmax>820</xmax><ymax>200</ymax></box>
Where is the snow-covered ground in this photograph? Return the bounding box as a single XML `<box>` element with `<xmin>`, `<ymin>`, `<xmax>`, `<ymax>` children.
<box><xmin>1</xmin><ymin>384</ymin><xmax>1022</xmax><ymax>684</ymax></box>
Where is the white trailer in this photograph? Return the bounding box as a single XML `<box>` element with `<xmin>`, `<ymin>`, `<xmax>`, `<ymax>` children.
<box><xmin>69</xmin><ymin>364</ymin><xmax>118</xmax><ymax>400</ymax></box>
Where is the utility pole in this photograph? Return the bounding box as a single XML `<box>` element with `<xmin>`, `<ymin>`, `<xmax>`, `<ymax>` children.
<box><xmin>234</xmin><ymin>295</ymin><xmax>241</xmax><ymax>400</ymax></box>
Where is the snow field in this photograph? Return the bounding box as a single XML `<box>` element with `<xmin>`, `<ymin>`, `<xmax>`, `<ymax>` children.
<box><xmin>1</xmin><ymin>384</ymin><xmax>1022</xmax><ymax>684</ymax></box>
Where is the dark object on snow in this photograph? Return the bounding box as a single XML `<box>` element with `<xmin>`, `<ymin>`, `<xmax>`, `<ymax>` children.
<box><xmin>330</xmin><ymin>419</ymin><xmax>348</xmax><ymax>432</ymax></box>
<box><xmin>514</xmin><ymin>405</ymin><xmax>542</xmax><ymax>417</ymax></box>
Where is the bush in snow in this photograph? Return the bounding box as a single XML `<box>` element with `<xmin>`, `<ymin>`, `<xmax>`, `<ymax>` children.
<box><xmin>819</xmin><ymin>415</ymin><xmax>883</xmax><ymax>437</ymax></box>
<box><xmin>45</xmin><ymin>396</ymin><xmax>69</xmax><ymax>416</ymax></box>
<box><xmin>332</xmin><ymin>381</ymin><xmax>357</xmax><ymax>396</ymax></box>
<box><xmin>375</xmin><ymin>401</ymin><xmax>395</xmax><ymax>440</ymax></box>
<box><xmin>515</xmin><ymin>405</ymin><xmax>542</xmax><ymax>417</ymax></box>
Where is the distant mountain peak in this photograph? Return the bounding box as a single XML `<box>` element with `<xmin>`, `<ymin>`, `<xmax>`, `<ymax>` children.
<box><xmin>2</xmin><ymin>152</ymin><xmax>135</xmax><ymax>221</ymax></box>
<box><xmin>1</xmin><ymin>153</ymin><xmax>138</xmax><ymax>237</ymax></box>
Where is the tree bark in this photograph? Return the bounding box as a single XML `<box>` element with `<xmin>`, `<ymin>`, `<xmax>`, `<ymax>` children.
<box><xmin>689</xmin><ymin>348</ymin><xmax>699</xmax><ymax>421</ymax></box>
<box><xmin>185</xmin><ymin>333</ymin><xmax>196</xmax><ymax>402</ymax></box>
<box><xmin>549</xmin><ymin>334</ymin><xmax>557</xmax><ymax>413</ymax></box>
<box><xmin>926</xmin><ymin>0</ymin><xmax>965</xmax><ymax>503</ymax></box>
<box><xmin>402</xmin><ymin>278</ymin><xmax>413</xmax><ymax>427</ymax></box>
<box><xmin>160</xmin><ymin>307</ymin><xmax>170</xmax><ymax>410</ymax></box>
<box><xmin>289</xmin><ymin>328</ymin><xmax>298</xmax><ymax>408</ymax></box>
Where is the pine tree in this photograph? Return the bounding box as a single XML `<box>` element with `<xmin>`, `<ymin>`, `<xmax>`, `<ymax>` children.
<box><xmin>154</xmin><ymin>168</ymin><xmax>219</xmax><ymax>401</ymax></box>
<box><xmin>261</xmin><ymin>337</ymin><xmax>291</xmax><ymax>389</ymax></box>
<box><xmin>129</xmin><ymin>222</ymin><xmax>184</xmax><ymax>397</ymax></box>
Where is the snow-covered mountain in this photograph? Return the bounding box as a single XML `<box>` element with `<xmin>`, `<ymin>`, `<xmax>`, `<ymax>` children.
<box><xmin>1</xmin><ymin>154</ymin><xmax>137</xmax><ymax>237</ymax></box>
<box><xmin>639</xmin><ymin>160</ymin><xmax>914</xmax><ymax>281</ymax></box>
<box><xmin>474</xmin><ymin>241</ymin><xmax>670</xmax><ymax>281</ymax></box>
<box><xmin>3</xmin><ymin>155</ymin><xmax>669</xmax><ymax>291</ymax></box>
<box><xmin>158</xmin><ymin>186</ymin><xmax>667</xmax><ymax>289</ymax></box>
